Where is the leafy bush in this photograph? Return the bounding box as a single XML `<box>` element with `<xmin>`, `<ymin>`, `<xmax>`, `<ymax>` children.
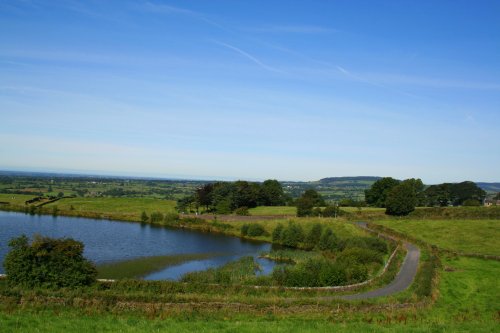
<box><xmin>280</xmin><ymin>223</ymin><xmax>304</xmax><ymax>247</ymax></box>
<box><xmin>272</xmin><ymin>258</ymin><xmax>349</xmax><ymax>287</ymax></box>
<box><xmin>4</xmin><ymin>235</ymin><xmax>97</xmax><ymax>288</ymax></box>
<box><xmin>462</xmin><ymin>199</ymin><xmax>481</xmax><ymax>206</ymax></box>
<box><xmin>362</xmin><ymin>237</ymin><xmax>388</xmax><ymax>254</ymax></box>
<box><xmin>344</xmin><ymin>263</ymin><xmax>369</xmax><ymax>283</ymax></box>
<box><xmin>241</xmin><ymin>224</ymin><xmax>249</xmax><ymax>236</ymax></box>
<box><xmin>247</xmin><ymin>223</ymin><xmax>266</xmax><ymax>237</ymax></box>
<box><xmin>296</xmin><ymin>197</ymin><xmax>314</xmax><ymax>217</ymax></box>
<box><xmin>272</xmin><ymin>223</ymin><xmax>284</xmax><ymax>243</ymax></box>
<box><xmin>318</xmin><ymin>263</ymin><xmax>346</xmax><ymax>286</ymax></box>
<box><xmin>318</xmin><ymin>228</ymin><xmax>338</xmax><ymax>251</ymax></box>
<box><xmin>336</xmin><ymin>247</ymin><xmax>384</xmax><ymax>265</ymax></box>
<box><xmin>241</xmin><ymin>223</ymin><xmax>266</xmax><ymax>237</ymax></box>
<box><xmin>164</xmin><ymin>212</ymin><xmax>179</xmax><ymax>223</ymax></box>
<box><xmin>304</xmin><ymin>223</ymin><xmax>322</xmax><ymax>249</ymax></box>
<box><xmin>234</xmin><ymin>206</ymin><xmax>250</xmax><ymax>216</ymax></box>
<box><xmin>322</xmin><ymin>205</ymin><xmax>339</xmax><ymax>217</ymax></box>
<box><xmin>150</xmin><ymin>212</ymin><xmax>164</xmax><ymax>223</ymax></box>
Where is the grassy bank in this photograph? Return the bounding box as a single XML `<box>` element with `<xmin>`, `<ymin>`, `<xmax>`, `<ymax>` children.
<box><xmin>248</xmin><ymin>206</ymin><xmax>296</xmax><ymax>216</ymax></box>
<box><xmin>0</xmin><ymin>254</ymin><xmax>497</xmax><ymax>332</ymax></box>
<box><xmin>0</xmin><ymin>195</ymin><xmax>177</xmax><ymax>222</ymax></box>
<box><xmin>97</xmin><ymin>253</ymin><xmax>219</xmax><ymax>279</ymax></box>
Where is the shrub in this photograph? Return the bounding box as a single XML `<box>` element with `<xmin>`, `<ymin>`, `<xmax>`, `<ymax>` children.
<box><xmin>234</xmin><ymin>206</ymin><xmax>250</xmax><ymax>216</ymax></box>
<box><xmin>362</xmin><ymin>237</ymin><xmax>388</xmax><ymax>254</ymax></box>
<box><xmin>272</xmin><ymin>223</ymin><xmax>284</xmax><ymax>243</ymax></box>
<box><xmin>336</xmin><ymin>247</ymin><xmax>384</xmax><ymax>265</ymax></box>
<box><xmin>272</xmin><ymin>258</ymin><xmax>350</xmax><ymax>287</ymax></box>
<box><xmin>304</xmin><ymin>223</ymin><xmax>322</xmax><ymax>249</ymax></box>
<box><xmin>462</xmin><ymin>199</ymin><xmax>481</xmax><ymax>206</ymax></box>
<box><xmin>318</xmin><ymin>228</ymin><xmax>338</xmax><ymax>251</ymax></box>
<box><xmin>344</xmin><ymin>263</ymin><xmax>368</xmax><ymax>283</ymax></box>
<box><xmin>281</xmin><ymin>223</ymin><xmax>304</xmax><ymax>247</ymax></box>
<box><xmin>241</xmin><ymin>224</ymin><xmax>249</xmax><ymax>236</ymax></box>
<box><xmin>296</xmin><ymin>197</ymin><xmax>314</xmax><ymax>217</ymax></box>
<box><xmin>246</xmin><ymin>223</ymin><xmax>265</xmax><ymax>237</ymax></box>
<box><xmin>150</xmin><ymin>212</ymin><xmax>164</xmax><ymax>223</ymax></box>
<box><xmin>318</xmin><ymin>263</ymin><xmax>347</xmax><ymax>286</ymax></box>
<box><xmin>312</xmin><ymin>207</ymin><xmax>322</xmax><ymax>217</ymax></box>
<box><xmin>164</xmin><ymin>212</ymin><xmax>179</xmax><ymax>223</ymax></box>
<box><xmin>4</xmin><ymin>235</ymin><xmax>97</xmax><ymax>288</ymax></box>
<box><xmin>322</xmin><ymin>205</ymin><xmax>339</xmax><ymax>217</ymax></box>
<box><xmin>140</xmin><ymin>211</ymin><xmax>149</xmax><ymax>223</ymax></box>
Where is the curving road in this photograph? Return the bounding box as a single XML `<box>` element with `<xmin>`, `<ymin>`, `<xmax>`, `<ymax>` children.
<box><xmin>342</xmin><ymin>222</ymin><xmax>420</xmax><ymax>300</ymax></box>
<box><xmin>320</xmin><ymin>222</ymin><xmax>420</xmax><ymax>301</ymax></box>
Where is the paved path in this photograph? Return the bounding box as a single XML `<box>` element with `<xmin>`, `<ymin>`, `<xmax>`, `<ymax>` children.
<box><xmin>321</xmin><ymin>222</ymin><xmax>420</xmax><ymax>301</ymax></box>
<box><xmin>340</xmin><ymin>242</ymin><xmax>419</xmax><ymax>300</ymax></box>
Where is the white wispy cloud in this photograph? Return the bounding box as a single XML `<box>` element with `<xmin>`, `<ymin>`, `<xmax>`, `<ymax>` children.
<box><xmin>139</xmin><ymin>1</ymin><xmax>224</xmax><ymax>28</ymax></box>
<box><xmin>212</xmin><ymin>40</ymin><xmax>283</xmax><ymax>74</ymax></box>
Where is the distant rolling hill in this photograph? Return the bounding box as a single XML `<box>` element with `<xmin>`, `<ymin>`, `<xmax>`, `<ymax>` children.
<box><xmin>282</xmin><ymin>176</ymin><xmax>382</xmax><ymax>201</ymax></box>
<box><xmin>476</xmin><ymin>182</ymin><xmax>500</xmax><ymax>194</ymax></box>
<box><xmin>283</xmin><ymin>177</ymin><xmax>499</xmax><ymax>202</ymax></box>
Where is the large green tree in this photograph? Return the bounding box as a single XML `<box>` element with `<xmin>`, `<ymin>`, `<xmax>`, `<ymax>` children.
<box><xmin>385</xmin><ymin>182</ymin><xmax>417</xmax><ymax>216</ymax></box>
<box><xmin>295</xmin><ymin>189</ymin><xmax>325</xmax><ymax>217</ymax></box>
<box><xmin>259</xmin><ymin>179</ymin><xmax>286</xmax><ymax>206</ymax></box>
<box><xmin>423</xmin><ymin>181</ymin><xmax>486</xmax><ymax>206</ymax></box>
<box><xmin>364</xmin><ymin>177</ymin><xmax>400</xmax><ymax>207</ymax></box>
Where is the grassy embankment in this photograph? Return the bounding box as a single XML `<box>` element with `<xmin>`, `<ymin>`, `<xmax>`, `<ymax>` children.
<box><xmin>96</xmin><ymin>253</ymin><xmax>219</xmax><ymax>280</ymax></box>
<box><xmin>0</xmin><ymin>253</ymin><xmax>497</xmax><ymax>332</ymax></box>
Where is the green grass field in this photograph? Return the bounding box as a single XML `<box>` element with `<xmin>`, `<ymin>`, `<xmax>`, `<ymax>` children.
<box><xmin>1</xmin><ymin>195</ymin><xmax>499</xmax><ymax>331</ymax></box>
<box><xmin>1</xmin><ymin>256</ymin><xmax>498</xmax><ymax>332</ymax></box>
<box><xmin>0</xmin><ymin>193</ymin><xmax>36</xmax><ymax>205</ymax></box>
<box><xmin>373</xmin><ymin>219</ymin><xmax>500</xmax><ymax>256</ymax></box>
<box><xmin>248</xmin><ymin>206</ymin><xmax>296</xmax><ymax>216</ymax></box>
<box><xmin>43</xmin><ymin>197</ymin><xmax>177</xmax><ymax>221</ymax></box>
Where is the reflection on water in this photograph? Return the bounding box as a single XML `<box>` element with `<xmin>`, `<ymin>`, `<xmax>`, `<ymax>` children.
<box><xmin>145</xmin><ymin>254</ymin><xmax>280</xmax><ymax>280</ymax></box>
<box><xmin>0</xmin><ymin>211</ymin><xmax>274</xmax><ymax>279</ymax></box>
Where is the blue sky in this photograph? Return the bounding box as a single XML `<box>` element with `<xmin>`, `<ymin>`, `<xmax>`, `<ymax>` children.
<box><xmin>1</xmin><ymin>0</ymin><xmax>499</xmax><ymax>183</ymax></box>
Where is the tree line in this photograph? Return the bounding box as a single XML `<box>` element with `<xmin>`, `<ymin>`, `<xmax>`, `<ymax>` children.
<box><xmin>177</xmin><ymin>179</ymin><xmax>290</xmax><ymax>214</ymax></box>
<box><xmin>365</xmin><ymin>177</ymin><xmax>486</xmax><ymax>215</ymax></box>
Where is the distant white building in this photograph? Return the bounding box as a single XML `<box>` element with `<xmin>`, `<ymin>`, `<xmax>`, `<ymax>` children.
<box><xmin>484</xmin><ymin>199</ymin><xmax>500</xmax><ymax>206</ymax></box>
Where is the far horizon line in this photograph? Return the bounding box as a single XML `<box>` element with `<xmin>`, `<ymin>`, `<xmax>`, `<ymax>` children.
<box><xmin>0</xmin><ymin>168</ymin><xmax>497</xmax><ymax>185</ymax></box>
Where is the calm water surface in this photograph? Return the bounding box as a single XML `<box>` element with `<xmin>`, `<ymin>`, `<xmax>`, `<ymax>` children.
<box><xmin>0</xmin><ymin>211</ymin><xmax>274</xmax><ymax>279</ymax></box>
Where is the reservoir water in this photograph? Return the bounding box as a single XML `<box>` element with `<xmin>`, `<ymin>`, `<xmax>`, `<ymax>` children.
<box><xmin>0</xmin><ymin>211</ymin><xmax>274</xmax><ymax>280</ymax></box>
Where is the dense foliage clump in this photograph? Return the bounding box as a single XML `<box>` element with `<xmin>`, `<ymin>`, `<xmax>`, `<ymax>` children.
<box><xmin>177</xmin><ymin>179</ymin><xmax>289</xmax><ymax>214</ymax></box>
<box><xmin>4</xmin><ymin>235</ymin><xmax>97</xmax><ymax>288</ymax></box>
<box><xmin>240</xmin><ymin>223</ymin><xmax>266</xmax><ymax>237</ymax></box>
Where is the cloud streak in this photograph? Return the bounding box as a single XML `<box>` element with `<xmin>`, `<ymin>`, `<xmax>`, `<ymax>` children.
<box><xmin>212</xmin><ymin>40</ymin><xmax>283</xmax><ymax>73</ymax></box>
<box><xmin>140</xmin><ymin>1</ymin><xmax>224</xmax><ymax>29</ymax></box>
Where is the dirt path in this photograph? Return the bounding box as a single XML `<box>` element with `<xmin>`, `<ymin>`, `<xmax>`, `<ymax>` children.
<box><xmin>337</xmin><ymin>222</ymin><xmax>420</xmax><ymax>300</ymax></box>
<box><xmin>181</xmin><ymin>213</ymin><xmax>292</xmax><ymax>222</ymax></box>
